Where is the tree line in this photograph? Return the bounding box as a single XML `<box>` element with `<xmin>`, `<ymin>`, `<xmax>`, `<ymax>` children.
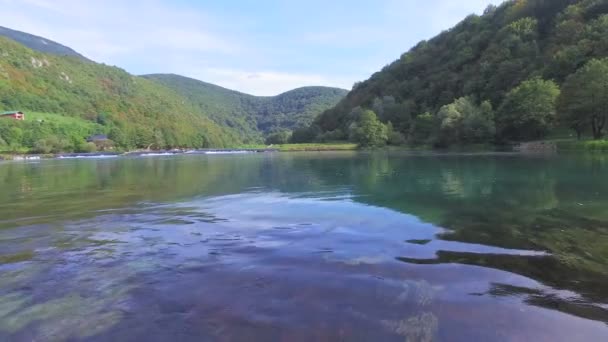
<box><xmin>298</xmin><ymin>0</ymin><xmax>608</xmax><ymax>147</ymax></box>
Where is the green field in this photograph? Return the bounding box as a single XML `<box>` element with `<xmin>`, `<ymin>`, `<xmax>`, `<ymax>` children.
<box><xmin>239</xmin><ymin>143</ymin><xmax>358</xmax><ymax>152</ymax></box>
<box><xmin>557</xmin><ymin>139</ymin><xmax>608</xmax><ymax>152</ymax></box>
<box><xmin>25</xmin><ymin>112</ymin><xmax>100</xmax><ymax>128</ymax></box>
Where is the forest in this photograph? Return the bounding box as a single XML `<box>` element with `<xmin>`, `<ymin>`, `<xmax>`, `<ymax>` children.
<box><xmin>0</xmin><ymin>37</ymin><xmax>241</xmax><ymax>152</ymax></box>
<box><xmin>0</xmin><ymin>32</ymin><xmax>346</xmax><ymax>153</ymax></box>
<box><xmin>301</xmin><ymin>0</ymin><xmax>608</xmax><ymax>148</ymax></box>
<box><xmin>143</xmin><ymin>74</ymin><xmax>347</xmax><ymax>143</ymax></box>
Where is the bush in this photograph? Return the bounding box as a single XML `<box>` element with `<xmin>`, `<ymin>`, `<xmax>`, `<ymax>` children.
<box><xmin>265</xmin><ymin>131</ymin><xmax>291</xmax><ymax>145</ymax></box>
<box><xmin>436</xmin><ymin>97</ymin><xmax>495</xmax><ymax>146</ymax></box>
<box><xmin>33</xmin><ymin>139</ymin><xmax>52</xmax><ymax>154</ymax></box>
<box><xmin>409</xmin><ymin>112</ymin><xmax>436</xmax><ymax>145</ymax></box>
<box><xmin>583</xmin><ymin>140</ymin><xmax>608</xmax><ymax>151</ymax></box>
<box><xmin>33</xmin><ymin>136</ymin><xmax>70</xmax><ymax>154</ymax></box>
<box><xmin>349</xmin><ymin>110</ymin><xmax>388</xmax><ymax>147</ymax></box>
<box><xmin>498</xmin><ymin>77</ymin><xmax>560</xmax><ymax>141</ymax></box>
<box><xmin>79</xmin><ymin>142</ymin><xmax>97</xmax><ymax>153</ymax></box>
<box><xmin>317</xmin><ymin>129</ymin><xmax>346</xmax><ymax>142</ymax></box>
<box><xmin>387</xmin><ymin>122</ymin><xmax>406</xmax><ymax>145</ymax></box>
<box><xmin>290</xmin><ymin>126</ymin><xmax>317</xmax><ymax>143</ymax></box>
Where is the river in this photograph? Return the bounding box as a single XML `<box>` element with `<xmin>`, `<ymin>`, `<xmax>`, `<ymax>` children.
<box><xmin>0</xmin><ymin>151</ymin><xmax>607</xmax><ymax>341</ymax></box>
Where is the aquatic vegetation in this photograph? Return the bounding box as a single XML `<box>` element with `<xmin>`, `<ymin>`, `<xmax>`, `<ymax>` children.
<box><xmin>396</xmin><ymin>280</ymin><xmax>435</xmax><ymax>307</ymax></box>
<box><xmin>0</xmin><ymin>251</ymin><xmax>34</xmax><ymax>264</ymax></box>
<box><xmin>0</xmin><ymin>293</ymin><xmax>123</xmax><ymax>339</ymax></box>
<box><xmin>382</xmin><ymin>312</ymin><xmax>439</xmax><ymax>342</ymax></box>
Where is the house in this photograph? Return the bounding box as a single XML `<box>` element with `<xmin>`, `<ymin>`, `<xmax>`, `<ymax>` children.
<box><xmin>86</xmin><ymin>134</ymin><xmax>114</xmax><ymax>151</ymax></box>
<box><xmin>0</xmin><ymin>111</ymin><xmax>25</xmax><ymax>120</ymax></box>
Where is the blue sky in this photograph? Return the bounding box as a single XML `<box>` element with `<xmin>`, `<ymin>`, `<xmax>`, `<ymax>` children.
<box><xmin>0</xmin><ymin>0</ymin><xmax>502</xmax><ymax>95</ymax></box>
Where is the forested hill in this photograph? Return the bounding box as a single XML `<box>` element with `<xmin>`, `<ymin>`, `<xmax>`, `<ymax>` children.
<box><xmin>0</xmin><ymin>36</ymin><xmax>239</xmax><ymax>151</ymax></box>
<box><xmin>0</xmin><ymin>26</ymin><xmax>89</xmax><ymax>61</ymax></box>
<box><xmin>143</xmin><ymin>74</ymin><xmax>347</xmax><ymax>142</ymax></box>
<box><xmin>311</xmin><ymin>0</ymin><xmax>608</xmax><ymax>146</ymax></box>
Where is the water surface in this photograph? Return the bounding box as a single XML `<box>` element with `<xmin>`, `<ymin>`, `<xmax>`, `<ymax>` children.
<box><xmin>1</xmin><ymin>152</ymin><xmax>607</xmax><ymax>341</ymax></box>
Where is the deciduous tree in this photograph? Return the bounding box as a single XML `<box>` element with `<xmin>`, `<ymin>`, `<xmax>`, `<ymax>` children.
<box><xmin>498</xmin><ymin>77</ymin><xmax>560</xmax><ymax>141</ymax></box>
<box><xmin>558</xmin><ymin>58</ymin><xmax>608</xmax><ymax>140</ymax></box>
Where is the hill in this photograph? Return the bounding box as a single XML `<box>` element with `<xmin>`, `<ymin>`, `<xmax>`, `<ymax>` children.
<box><xmin>309</xmin><ymin>0</ymin><xmax>608</xmax><ymax>146</ymax></box>
<box><xmin>0</xmin><ymin>36</ymin><xmax>239</xmax><ymax>151</ymax></box>
<box><xmin>0</xmin><ymin>26</ymin><xmax>89</xmax><ymax>61</ymax></box>
<box><xmin>143</xmin><ymin>74</ymin><xmax>348</xmax><ymax>142</ymax></box>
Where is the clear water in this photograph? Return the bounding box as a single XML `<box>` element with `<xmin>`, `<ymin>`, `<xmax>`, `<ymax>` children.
<box><xmin>0</xmin><ymin>152</ymin><xmax>607</xmax><ymax>341</ymax></box>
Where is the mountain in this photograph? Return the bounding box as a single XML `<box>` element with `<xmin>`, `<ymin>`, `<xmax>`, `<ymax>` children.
<box><xmin>143</xmin><ymin>74</ymin><xmax>347</xmax><ymax>142</ymax></box>
<box><xmin>0</xmin><ymin>36</ymin><xmax>239</xmax><ymax>150</ymax></box>
<box><xmin>311</xmin><ymin>0</ymin><xmax>608</xmax><ymax>145</ymax></box>
<box><xmin>0</xmin><ymin>26</ymin><xmax>346</xmax><ymax>151</ymax></box>
<box><xmin>0</xmin><ymin>26</ymin><xmax>89</xmax><ymax>61</ymax></box>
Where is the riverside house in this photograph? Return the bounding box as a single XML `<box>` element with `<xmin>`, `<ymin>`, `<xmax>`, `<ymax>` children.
<box><xmin>0</xmin><ymin>111</ymin><xmax>25</xmax><ymax>120</ymax></box>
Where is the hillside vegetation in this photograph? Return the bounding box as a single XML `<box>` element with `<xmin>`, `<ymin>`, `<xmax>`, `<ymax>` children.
<box><xmin>0</xmin><ymin>37</ymin><xmax>240</xmax><ymax>151</ymax></box>
<box><xmin>306</xmin><ymin>0</ymin><xmax>608</xmax><ymax>148</ymax></box>
<box><xmin>0</xmin><ymin>112</ymin><xmax>104</xmax><ymax>153</ymax></box>
<box><xmin>143</xmin><ymin>74</ymin><xmax>347</xmax><ymax>143</ymax></box>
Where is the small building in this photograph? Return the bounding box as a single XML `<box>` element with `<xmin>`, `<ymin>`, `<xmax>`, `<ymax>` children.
<box><xmin>0</xmin><ymin>111</ymin><xmax>25</xmax><ymax>120</ymax></box>
<box><xmin>86</xmin><ymin>134</ymin><xmax>114</xmax><ymax>151</ymax></box>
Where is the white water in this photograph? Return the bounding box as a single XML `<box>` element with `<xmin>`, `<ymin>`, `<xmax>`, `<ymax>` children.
<box><xmin>57</xmin><ymin>155</ymin><xmax>118</xmax><ymax>159</ymax></box>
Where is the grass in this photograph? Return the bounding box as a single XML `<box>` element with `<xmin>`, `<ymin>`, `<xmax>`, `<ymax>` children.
<box><xmin>275</xmin><ymin>143</ymin><xmax>358</xmax><ymax>151</ymax></box>
<box><xmin>238</xmin><ymin>143</ymin><xmax>358</xmax><ymax>152</ymax></box>
<box><xmin>556</xmin><ymin>139</ymin><xmax>608</xmax><ymax>152</ymax></box>
<box><xmin>26</xmin><ymin>112</ymin><xmax>100</xmax><ymax>129</ymax></box>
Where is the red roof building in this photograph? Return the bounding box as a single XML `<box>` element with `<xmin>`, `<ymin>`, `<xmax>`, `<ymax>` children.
<box><xmin>0</xmin><ymin>111</ymin><xmax>25</xmax><ymax>120</ymax></box>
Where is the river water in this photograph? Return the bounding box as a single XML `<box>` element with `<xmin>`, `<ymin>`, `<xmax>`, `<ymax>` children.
<box><xmin>0</xmin><ymin>152</ymin><xmax>607</xmax><ymax>341</ymax></box>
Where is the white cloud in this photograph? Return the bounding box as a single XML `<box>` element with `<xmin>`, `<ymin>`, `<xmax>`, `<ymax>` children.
<box><xmin>187</xmin><ymin>68</ymin><xmax>354</xmax><ymax>96</ymax></box>
<box><xmin>0</xmin><ymin>0</ymin><xmax>242</xmax><ymax>61</ymax></box>
<box><xmin>0</xmin><ymin>0</ymin><xmax>508</xmax><ymax>95</ymax></box>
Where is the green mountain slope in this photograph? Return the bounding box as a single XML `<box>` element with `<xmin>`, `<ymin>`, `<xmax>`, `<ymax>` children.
<box><xmin>143</xmin><ymin>74</ymin><xmax>348</xmax><ymax>142</ymax></box>
<box><xmin>312</xmin><ymin>0</ymin><xmax>608</xmax><ymax>144</ymax></box>
<box><xmin>0</xmin><ymin>26</ymin><xmax>89</xmax><ymax>61</ymax></box>
<box><xmin>0</xmin><ymin>36</ymin><xmax>239</xmax><ymax>150</ymax></box>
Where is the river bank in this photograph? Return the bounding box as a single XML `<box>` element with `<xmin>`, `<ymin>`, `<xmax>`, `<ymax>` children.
<box><xmin>0</xmin><ymin>148</ymin><xmax>279</xmax><ymax>161</ymax></box>
<box><xmin>0</xmin><ymin>144</ymin><xmax>358</xmax><ymax>160</ymax></box>
<box><xmin>3</xmin><ymin>140</ymin><xmax>608</xmax><ymax>161</ymax></box>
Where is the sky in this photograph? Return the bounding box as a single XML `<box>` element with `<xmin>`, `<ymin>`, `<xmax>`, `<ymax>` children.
<box><xmin>0</xmin><ymin>0</ymin><xmax>503</xmax><ymax>96</ymax></box>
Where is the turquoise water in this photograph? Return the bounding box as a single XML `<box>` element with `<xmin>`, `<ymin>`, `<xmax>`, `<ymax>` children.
<box><xmin>0</xmin><ymin>152</ymin><xmax>607</xmax><ymax>341</ymax></box>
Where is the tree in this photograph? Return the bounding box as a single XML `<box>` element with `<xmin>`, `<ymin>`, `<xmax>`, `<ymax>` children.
<box><xmin>386</xmin><ymin>122</ymin><xmax>406</xmax><ymax>146</ymax></box>
<box><xmin>3</xmin><ymin>126</ymin><xmax>24</xmax><ymax>147</ymax></box>
<box><xmin>409</xmin><ymin>112</ymin><xmax>436</xmax><ymax>145</ymax></box>
<box><xmin>290</xmin><ymin>126</ymin><xmax>318</xmax><ymax>143</ymax></box>
<box><xmin>436</xmin><ymin>97</ymin><xmax>496</xmax><ymax>146</ymax></box>
<box><xmin>498</xmin><ymin>77</ymin><xmax>560</xmax><ymax>141</ymax></box>
<box><xmin>265</xmin><ymin>131</ymin><xmax>291</xmax><ymax>145</ymax></box>
<box><xmin>349</xmin><ymin>110</ymin><xmax>388</xmax><ymax>147</ymax></box>
<box><xmin>108</xmin><ymin>126</ymin><xmax>129</xmax><ymax>149</ymax></box>
<box><xmin>33</xmin><ymin>136</ymin><xmax>69</xmax><ymax>154</ymax></box>
<box><xmin>558</xmin><ymin>58</ymin><xmax>608</xmax><ymax>140</ymax></box>
<box><xmin>463</xmin><ymin>100</ymin><xmax>496</xmax><ymax>143</ymax></box>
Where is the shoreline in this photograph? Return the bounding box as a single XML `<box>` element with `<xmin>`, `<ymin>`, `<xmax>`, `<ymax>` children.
<box><xmin>3</xmin><ymin>141</ymin><xmax>607</xmax><ymax>161</ymax></box>
<box><xmin>0</xmin><ymin>148</ymin><xmax>281</xmax><ymax>161</ymax></box>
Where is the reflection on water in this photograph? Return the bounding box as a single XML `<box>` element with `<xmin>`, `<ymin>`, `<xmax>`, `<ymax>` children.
<box><xmin>1</xmin><ymin>152</ymin><xmax>608</xmax><ymax>341</ymax></box>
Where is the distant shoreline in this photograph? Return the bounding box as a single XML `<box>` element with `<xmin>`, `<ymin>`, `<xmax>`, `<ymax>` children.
<box><xmin>0</xmin><ymin>148</ymin><xmax>279</xmax><ymax>161</ymax></box>
<box><xmin>4</xmin><ymin>140</ymin><xmax>607</xmax><ymax>161</ymax></box>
